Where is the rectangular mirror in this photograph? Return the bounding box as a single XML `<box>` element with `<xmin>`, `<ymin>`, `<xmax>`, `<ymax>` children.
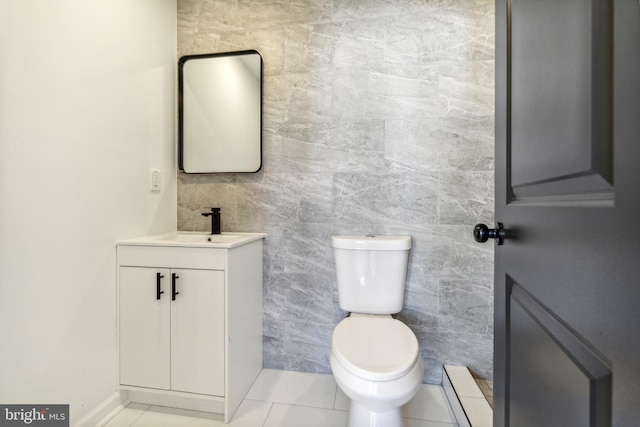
<box><xmin>178</xmin><ymin>50</ymin><xmax>262</xmax><ymax>173</ymax></box>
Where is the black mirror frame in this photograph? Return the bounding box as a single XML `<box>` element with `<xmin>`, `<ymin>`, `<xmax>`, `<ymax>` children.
<box><xmin>178</xmin><ymin>50</ymin><xmax>263</xmax><ymax>174</ymax></box>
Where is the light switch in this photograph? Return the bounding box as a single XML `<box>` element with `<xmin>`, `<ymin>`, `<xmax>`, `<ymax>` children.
<box><xmin>150</xmin><ymin>168</ymin><xmax>161</xmax><ymax>192</ymax></box>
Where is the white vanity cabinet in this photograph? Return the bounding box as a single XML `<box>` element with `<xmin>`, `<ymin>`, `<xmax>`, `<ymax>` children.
<box><xmin>117</xmin><ymin>233</ymin><xmax>265</xmax><ymax>423</ymax></box>
<box><xmin>119</xmin><ymin>267</ymin><xmax>225</xmax><ymax>395</ymax></box>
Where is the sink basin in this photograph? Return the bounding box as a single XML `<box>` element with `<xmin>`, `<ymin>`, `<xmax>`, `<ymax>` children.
<box><xmin>118</xmin><ymin>232</ymin><xmax>266</xmax><ymax>249</ymax></box>
<box><xmin>176</xmin><ymin>233</ymin><xmax>242</xmax><ymax>243</ymax></box>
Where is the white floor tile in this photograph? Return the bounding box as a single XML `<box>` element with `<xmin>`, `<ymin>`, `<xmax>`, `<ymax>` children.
<box><xmin>333</xmin><ymin>386</ymin><xmax>350</xmax><ymax>411</ymax></box>
<box><xmin>99</xmin><ymin>370</ymin><xmax>461</xmax><ymax>427</ymax></box>
<box><xmin>263</xmin><ymin>403</ymin><xmax>348</xmax><ymax>427</ymax></box>
<box><xmin>403</xmin><ymin>418</ymin><xmax>459</xmax><ymax>427</ymax></box>
<box><xmin>403</xmin><ymin>384</ymin><xmax>458</xmax><ymax>424</ymax></box>
<box><xmin>101</xmin><ymin>403</ymin><xmax>149</xmax><ymax>427</ymax></box>
<box><xmin>246</xmin><ymin>369</ymin><xmax>337</xmax><ymax>409</ymax></box>
<box><xmin>130</xmin><ymin>406</ymin><xmax>223</xmax><ymax>427</ymax></box>
<box><xmin>227</xmin><ymin>400</ymin><xmax>272</xmax><ymax>426</ymax></box>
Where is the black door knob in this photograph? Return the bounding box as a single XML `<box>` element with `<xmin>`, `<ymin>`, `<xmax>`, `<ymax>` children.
<box><xmin>474</xmin><ymin>223</ymin><xmax>506</xmax><ymax>245</ymax></box>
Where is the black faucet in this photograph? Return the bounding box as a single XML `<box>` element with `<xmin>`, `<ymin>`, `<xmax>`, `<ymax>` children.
<box><xmin>201</xmin><ymin>208</ymin><xmax>221</xmax><ymax>235</ymax></box>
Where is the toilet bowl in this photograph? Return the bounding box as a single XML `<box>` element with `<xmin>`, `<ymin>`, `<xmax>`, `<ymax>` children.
<box><xmin>330</xmin><ymin>235</ymin><xmax>424</xmax><ymax>427</ymax></box>
<box><xmin>330</xmin><ymin>313</ymin><xmax>424</xmax><ymax>427</ymax></box>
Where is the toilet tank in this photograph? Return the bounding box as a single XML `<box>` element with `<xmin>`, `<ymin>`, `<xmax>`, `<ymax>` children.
<box><xmin>331</xmin><ymin>235</ymin><xmax>411</xmax><ymax>314</ymax></box>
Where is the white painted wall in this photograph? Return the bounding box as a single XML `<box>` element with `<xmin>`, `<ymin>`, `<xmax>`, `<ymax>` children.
<box><xmin>0</xmin><ymin>1</ymin><xmax>176</xmax><ymax>424</ymax></box>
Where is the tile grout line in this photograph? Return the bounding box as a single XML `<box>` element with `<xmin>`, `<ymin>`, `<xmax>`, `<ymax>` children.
<box><xmin>129</xmin><ymin>406</ymin><xmax>149</xmax><ymax>427</ymax></box>
<box><xmin>259</xmin><ymin>402</ymin><xmax>274</xmax><ymax>427</ymax></box>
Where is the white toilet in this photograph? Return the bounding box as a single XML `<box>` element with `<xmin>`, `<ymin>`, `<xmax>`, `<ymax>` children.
<box><xmin>330</xmin><ymin>235</ymin><xmax>424</xmax><ymax>427</ymax></box>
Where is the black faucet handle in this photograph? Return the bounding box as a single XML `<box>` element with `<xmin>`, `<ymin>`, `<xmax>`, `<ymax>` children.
<box><xmin>201</xmin><ymin>207</ymin><xmax>220</xmax><ymax>217</ymax></box>
<box><xmin>202</xmin><ymin>208</ymin><xmax>221</xmax><ymax>234</ymax></box>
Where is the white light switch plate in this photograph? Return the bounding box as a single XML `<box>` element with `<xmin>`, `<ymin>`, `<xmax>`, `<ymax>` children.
<box><xmin>150</xmin><ymin>168</ymin><xmax>161</xmax><ymax>192</ymax></box>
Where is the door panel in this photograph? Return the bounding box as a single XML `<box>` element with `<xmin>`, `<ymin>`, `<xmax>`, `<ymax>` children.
<box><xmin>508</xmin><ymin>278</ymin><xmax>612</xmax><ymax>427</ymax></box>
<box><xmin>510</xmin><ymin>300</ymin><xmax>590</xmax><ymax>427</ymax></box>
<box><xmin>509</xmin><ymin>0</ymin><xmax>613</xmax><ymax>203</ymax></box>
<box><xmin>495</xmin><ymin>0</ymin><xmax>640</xmax><ymax>426</ymax></box>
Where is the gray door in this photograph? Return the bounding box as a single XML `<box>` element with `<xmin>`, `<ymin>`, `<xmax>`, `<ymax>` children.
<box><xmin>490</xmin><ymin>0</ymin><xmax>640</xmax><ymax>426</ymax></box>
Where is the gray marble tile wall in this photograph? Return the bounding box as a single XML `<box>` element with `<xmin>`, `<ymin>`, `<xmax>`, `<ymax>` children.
<box><xmin>177</xmin><ymin>0</ymin><xmax>495</xmax><ymax>383</ymax></box>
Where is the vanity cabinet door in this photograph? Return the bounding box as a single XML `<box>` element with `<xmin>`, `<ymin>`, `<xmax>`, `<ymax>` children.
<box><xmin>119</xmin><ymin>267</ymin><xmax>171</xmax><ymax>390</ymax></box>
<box><xmin>170</xmin><ymin>269</ymin><xmax>225</xmax><ymax>396</ymax></box>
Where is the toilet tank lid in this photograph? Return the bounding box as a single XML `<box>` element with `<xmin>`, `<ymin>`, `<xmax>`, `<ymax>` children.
<box><xmin>331</xmin><ymin>235</ymin><xmax>412</xmax><ymax>250</ymax></box>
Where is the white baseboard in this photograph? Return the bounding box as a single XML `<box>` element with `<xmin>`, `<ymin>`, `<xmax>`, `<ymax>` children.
<box><xmin>71</xmin><ymin>392</ymin><xmax>127</xmax><ymax>427</ymax></box>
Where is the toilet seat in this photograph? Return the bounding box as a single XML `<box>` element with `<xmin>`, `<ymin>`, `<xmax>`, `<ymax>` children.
<box><xmin>331</xmin><ymin>314</ymin><xmax>419</xmax><ymax>382</ymax></box>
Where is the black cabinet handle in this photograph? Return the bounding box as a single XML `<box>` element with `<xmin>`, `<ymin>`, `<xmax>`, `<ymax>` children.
<box><xmin>156</xmin><ymin>273</ymin><xmax>164</xmax><ymax>300</ymax></box>
<box><xmin>172</xmin><ymin>273</ymin><xmax>180</xmax><ymax>300</ymax></box>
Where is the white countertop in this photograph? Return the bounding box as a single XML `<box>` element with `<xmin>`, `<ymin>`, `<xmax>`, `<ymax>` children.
<box><xmin>117</xmin><ymin>232</ymin><xmax>267</xmax><ymax>249</ymax></box>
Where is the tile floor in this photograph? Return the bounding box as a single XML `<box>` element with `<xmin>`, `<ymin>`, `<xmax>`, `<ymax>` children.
<box><xmin>100</xmin><ymin>369</ymin><xmax>459</xmax><ymax>427</ymax></box>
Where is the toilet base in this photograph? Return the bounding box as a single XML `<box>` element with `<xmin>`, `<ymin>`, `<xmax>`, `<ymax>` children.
<box><xmin>348</xmin><ymin>400</ymin><xmax>403</xmax><ymax>427</ymax></box>
<box><xmin>331</xmin><ymin>347</ymin><xmax>423</xmax><ymax>427</ymax></box>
